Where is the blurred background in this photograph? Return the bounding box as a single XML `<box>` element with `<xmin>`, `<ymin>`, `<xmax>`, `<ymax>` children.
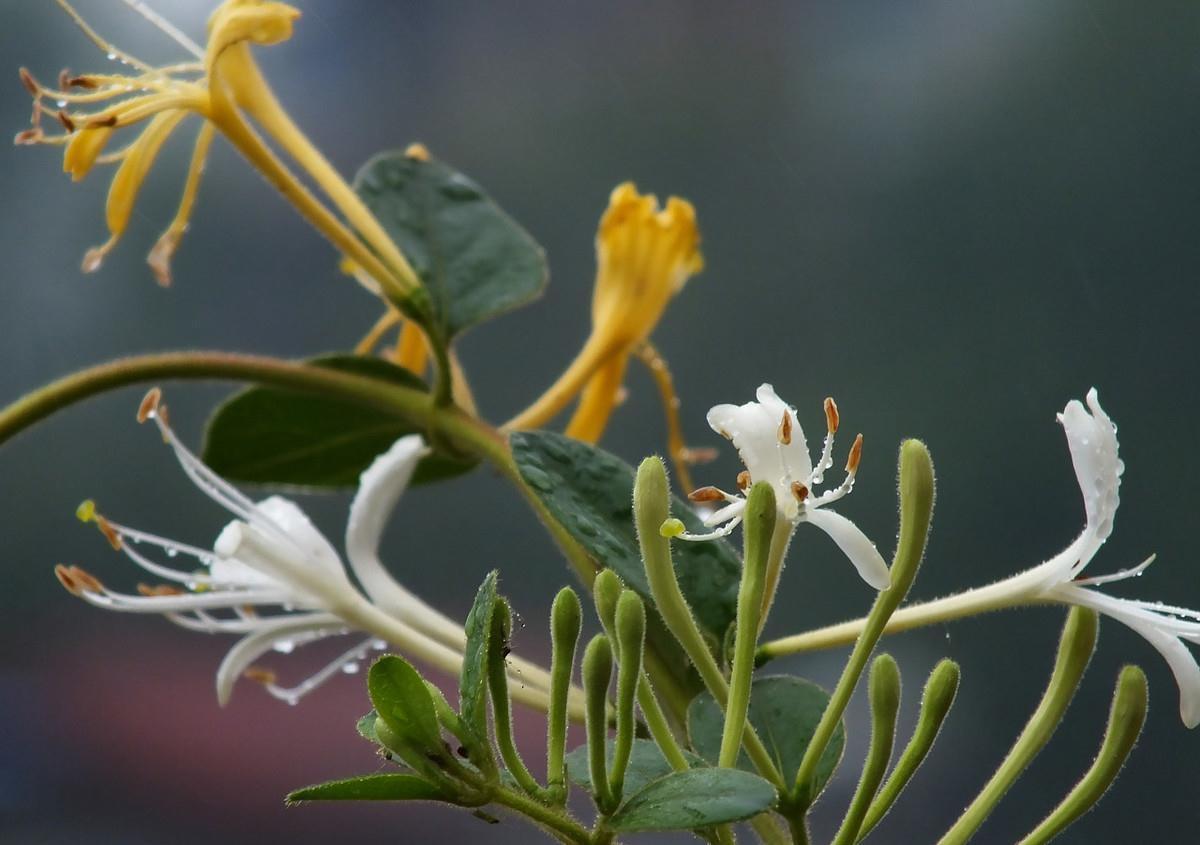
<box><xmin>2</xmin><ymin>1</ymin><xmax>1199</xmax><ymax>842</ymax></box>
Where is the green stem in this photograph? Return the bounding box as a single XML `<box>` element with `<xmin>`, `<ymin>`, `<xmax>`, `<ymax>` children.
<box><xmin>937</xmin><ymin>607</ymin><xmax>1099</xmax><ymax>845</ymax></box>
<box><xmin>790</xmin><ymin>441</ymin><xmax>934</xmax><ymax>806</ymax></box>
<box><xmin>786</xmin><ymin>813</ymin><xmax>810</xmax><ymax>845</ymax></box>
<box><xmin>492</xmin><ymin>785</ymin><xmax>594</xmax><ymax>845</ymax></box>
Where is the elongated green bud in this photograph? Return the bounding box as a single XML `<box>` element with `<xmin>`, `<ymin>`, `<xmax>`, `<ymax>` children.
<box><xmin>593</xmin><ymin>568</ymin><xmax>623</xmax><ymax>635</ymax></box>
<box><xmin>582</xmin><ymin>634</ymin><xmax>615</xmax><ymax>812</ymax></box>
<box><xmin>486</xmin><ymin>599</ymin><xmax>542</xmax><ymax>797</ymax></box>
<box><xmin>939</xmin><ymin>608</ymin><xmax>1098</xmax><ymax>845</ymax></box>
<box><xmin>1017</xmin><ymin>665</ymin><xmax>1148</xmax><ymax>845</ymax></box>
<box><xmin>546</xmin><ymin>587</ymin><xmax>583</xmax><ymax>803</ymax></box>
<box><xmin>609</xmin><ymin>590</ymin><xmax>646</xmax><ymax>802</ymax></box>
<box><xmin>859</xmin><ymin>659</ymin><xmax>960</xmax><ymax>840</ymax></box>
<box><xmin>832</xmin><ymin>653</ymin><xmax>901</xmax><ymax>845</ymax></box>
<box><xmin>719</xmin><ymin>481</ymin><xmax>775</xmax><ymax>769</ymax></box>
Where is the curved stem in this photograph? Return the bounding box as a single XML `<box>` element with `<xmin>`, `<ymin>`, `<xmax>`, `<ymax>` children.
<box><xmin>492</xmin><ymin>785</ymin><xmax>594</xmax><ymax>845</ymax></box>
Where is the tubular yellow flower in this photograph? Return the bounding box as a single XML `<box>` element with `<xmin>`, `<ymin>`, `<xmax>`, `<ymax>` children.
<box><xmin>17</xmin><ymin>0</ymin><xmax>420</xmax><ymax>303</ymax></box>
<box><xmin>506</xmin><ymin>182</ymin><xmax>703</xmax><ymax>442</ymax></box>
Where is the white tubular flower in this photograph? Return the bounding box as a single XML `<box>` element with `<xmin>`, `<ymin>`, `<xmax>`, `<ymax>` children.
<box><xmin>1011</xmin><ymin>388</ymin><xmax>1200</xmax><ymax>728</ymax></box>
<box><xmin>679</xmin><ymin>383</ymin><xmax>890</xmax><ymax>591</ymax></box>
<box><xmin>55</xmin><ymin>388</ymin><xmax>466</xmax><ymax>707</ymax></box>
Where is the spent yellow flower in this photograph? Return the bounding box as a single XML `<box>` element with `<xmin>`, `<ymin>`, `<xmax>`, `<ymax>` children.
<box><xmin>507</xmin><ymin>182</ymin><xmax>703</xmax><ymax>443</ymax></box>
<box><xmin>17</xmin><ymin>0</ymin><xmax>418</xmax><ymax>300</ymax></box>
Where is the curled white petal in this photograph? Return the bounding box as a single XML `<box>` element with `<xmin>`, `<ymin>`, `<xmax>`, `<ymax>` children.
<box><xmin>802</xmin><ymin>507</ymin><xmax>891</xmax><ymax>590</ymax></box>
<box><xmin>707</xmin><ymin>383</ymin><xmax>812</xmax><ymax>492</ymax></box>
<box><xmin>1056</xmin><ymin>387</ymin><xmax>1122</xmax><ymax>545</ymax></box>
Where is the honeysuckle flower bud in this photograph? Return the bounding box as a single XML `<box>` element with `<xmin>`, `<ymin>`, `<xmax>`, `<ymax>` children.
<box><xmin>506</xmin><ymin>183</ymin><xmax>703</xmax><ymax>443</ymax></box>
<box><xmin>17</xmin><ymin>1</ymin><xmax>418</xmax><ymax>300</ymax></box>
<box><xmin>681</xmin><ymin>383</ymin><xmax>891</xmax><ymax>592</ymax></box>
<box><xmin>55</xmin><ymin>390</ymin><xmax>473</xmax><ymax>708</ymax></box>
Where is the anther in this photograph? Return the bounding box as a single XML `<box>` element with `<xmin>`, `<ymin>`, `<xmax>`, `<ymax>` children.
<box><xmin>56</xmin><ymin>110</ymin><xmax>75</xmax><ymax>133</ymax></box>
<box><xmin>58</xmin><ymin>68</ymin><xmax>71</xmax><ymax>90</ymax></box>
<box><xmin>94</xmin><ymin>514</ymin><xmax>123</xmax><ymax>551</ymax></box>
<box><xmin>137</xmin><ymin>583</ymin><xmax>182</xmax><ymax>597</ymax></box>
<box><xmin>81</xmin><ymin>246</ymin><xmax>107</xmax><ymax>274</ymax></box>
<box><xmin>736</xmin><ymin>470</ymin><xmax>751</xmax><ymax>491</ymax></box>
<box><xmin>659</xmin><ymin>518</ymin><xmax>686</xmax><ymax>538</ymax></box>
<box><xmin>68</xmin><ymin>76</ymin><xmax>99</xmax><ymax>90</ymax></box>
<box><xmin>688</xmin><ymin>486</ymin><xmax>725</xmax><ymax>503</ymax></box>
<box><xmin>404</xmin><ymin>142</ymin><xmax>431</xmax><ymax>161</ymax></box>
<box><xmin>156</xmin><ymin>403</ymin><xmax>171</xmax><ymax>438</ymax></box>
<box><xmin>846</xmin><ymin>433</ymin><xmax>864</xmax><ymax>474</ymax></box>
<box><xmin>682</xmin><ymin>446</ymin><xmax>719</xmax><ymax>465</ymax></box>
<box><xmin>75</xmin><ymin>499</ymin><xmax>96</xmax><ymax>523</ymax></box>
<box><xmin>244</xmin><ymin>667</ymin><xmax>278</xmax><ymax>686</ymax></box>
<box><xmin>54</xmin><ymin>564</ymin><xmax>82</xmax><ymax>596</ymax></box>
<box><xmin>137</xmin><ymin>387</ymin><xmax>162</xmax><ymax>423</ymax></box>
<box><xmin>87</xmin><ymin>114</ymin><xmax>118</xmax><ymax>128</ymax></box>
<box><xmin>824</xmin><ymin>397</ymin><xmax>839</xmax><ymax>434</ymax></box>
<box><xmin>778</xmin><ymin>411</ymin><xmax>792</xmax><ymax>445</ymax></box>
<box><xmin>18</xmin><ymin>67</ymin><xmax>39</xmax><ymax>96</ymax></box>
<box><xmin>13</xmin><ymin>128</ymin><xmax>43</xmax><ymax>146</ymax></box>
<box><xmin>791</xmin><ymin>481</ymin><xmax>809</xmax><ymax>502</ymax></box>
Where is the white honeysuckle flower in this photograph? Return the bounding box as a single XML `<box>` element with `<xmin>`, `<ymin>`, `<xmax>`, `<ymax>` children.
<box><xmin>1005</xmin><ymin>388</ymin><xmax>1200</xmax><ymax>728</ymax></box>
<box><xmin>55</xmin><ymin>388</ymin><xmax>468</xmax><ymax>707</ymax></box>
<box><xmin>677</xmin><ymin>383</ymin><xmax>890</xmax><ymax>591</ymax></box>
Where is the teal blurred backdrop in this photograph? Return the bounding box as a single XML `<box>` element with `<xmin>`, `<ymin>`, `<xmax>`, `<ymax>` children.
<box><xmin>2</xmin><ymin>1</ymin><xmax>1198</xmax><ymax>842</ymax></box>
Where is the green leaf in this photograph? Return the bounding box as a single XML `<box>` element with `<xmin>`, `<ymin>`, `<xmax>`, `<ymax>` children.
<box><xmin>510</xmin><ymin>431</ymin><xmax>741</xmax><ymax>650</ymax></box>
<box><xmin>608</xmin><ymin>769</ymin><xmax>777</xmax><ymax>832</ymax></box>
<box><xmin>355</xmin><ymin>150</ymin><xmax>547</xmax><ymax>340</ymax></box>
<box><xmin>565</xmin><ymin>738</ymin><xmax>706</xmax><ymax>799</ymax></box>
<box><xmin>368</xmin><ymin>655</ymin><xmax>443</xmax><ymax>753</ymax></box>
<box><xmin>356</xmin><ymin>710</ymin><xmax>381</xmax><ymax>745</ymax></box>
<box><xmin>687</xmin><ymin>675</ymin><xmax>845</xmax><ymax>801</ymax></box>
<box><xmin>203</xmin><ymin>355</ymin><xmax>476</xmax><ymax>489</ymax></box>
<box><xmin>287</xmin><ymin>773</ymin><xmax>448</xmax><ymax>803</ymax></box>
<box><xmin>459</xmin><ymin>571</ymin><xmax>499</xmax><ymax>745</ymax></box>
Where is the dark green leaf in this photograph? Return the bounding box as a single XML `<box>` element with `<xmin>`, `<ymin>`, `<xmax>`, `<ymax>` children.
<box><xmin>687</xmin><ymin>675</ymin><xmax>844</xmax><ymax>801</ymax></box>
<box><xmin>511</xmin><ymin>431</ymin><xmax>741</xmax><ymax>648</ymax></box>
<box><xmin>287</xmin><ymin>774</ymin><xmax>448</xmax><ymax>803</ymax></box>
<box><xmin>565</xmin><ymin>738</ymin><xmax>706</xmax><ymax>798</ymax></box>
<box><xmin>356</xmin><ymin>710</ymin><xmax>380</xmax><ymax>745</ymax></box>
<box><xmin>355</xmin><ymin>151</ymin><xmax>547</xmax><ymax>340</ymax></box>
<box><xmin>608</xmin><ymin>769</ymin><xmax>777</xmax><ymax>832</ymax></box>
<box><xmin>459</xmin><ymin>571</ymin><xmax>499</xmax><ymax>745</ymax></box>
<box><xmin>203</xmin><ymin>355</ymin><xmax>476</xmax><ymax>489</ymax></box>
<box><xmin>368</xmin><ymin>655</ymin><xmax>443</xmax><ymax>753</ymax></box>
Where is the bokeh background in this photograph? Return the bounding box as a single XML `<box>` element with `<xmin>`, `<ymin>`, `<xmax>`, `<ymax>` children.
<box><xmin>3</xmin><ymin>1</ymin><xmax>1198</xmax><ymax>842</ymax></box>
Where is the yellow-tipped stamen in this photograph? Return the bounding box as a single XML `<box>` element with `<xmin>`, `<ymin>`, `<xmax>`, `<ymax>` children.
<box><xmin>149</xmin><ymin>122</ymin><xmax>214</xmax><ymax>286</ymax></box>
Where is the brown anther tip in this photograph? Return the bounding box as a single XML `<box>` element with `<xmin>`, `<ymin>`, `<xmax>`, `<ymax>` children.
<box><xmin>824</xmin><ymin>397</ymin><xmax>840</xmax><ymax>434</ymax></box>
<box><xmin>68</xmin><ymin>76</ymin><xmax>99</xmax><ymax>90</ymax></box>
<box><xmin>94</xmin><ymin>515</ymin><xmax>123</xmax><ymax>551</ymax></box>
<box><xmin>137</xmin><ymin>388</ymin><xmax>162</xmax><ymax>423</ymax></box>
<box><xmin>846</xmin><ymin>433</ymin><xmax>864</xmax><ymax>473</ymax></box>
<box><xmin>137</xmin><ymin>583</ymin><xmax>182</xmax><ymax>597</ymax></box>
<box><xmin>87</xmin><ymin>114</ymin><xmax>118</xmax><ymax>128</ymax></box>
<box><xmin>244</xmin><ymin>667</ymin><xmax>277</xmax><ymax>685</ymax></box>
<box><xmin>58</xmin><ymin>68</ymin><xmax>71</xmax><ymax>89</ymax></box>
<box><xmin>56</xmin><ymin>110</ymin><xmax>75</xmax><ymax>133</ymax></box>
<box><xmin>81</xmin><ymin>247</ymin><xmax>105</xmax><ymax>274</ymax></box>
<box><xmin>688</xmin><ymin>486</ymin><xmax>725</xmax><ymax>503</ymax></box>
<box><xmin>736</xmin><ymin>470</ymin><xmax>751</xmax><ymax>491</ymax></box>
<box><xmin>404</xmin><ymin>142</ymin><xmax>431</xmax><ymax>161</ymax></box>
<box><xmin>18</xmin><ymin>67</ymin><xmax>39</xmax><ymax>96</ymax></box>
<box><xmin>54</xmin><ymin>564</ymin><xmax>83</xmax><ymax>596</ymax></box>
<box><xmin>791</xmin><ymin>481</ymin><xmax>809</xmax><ymax>502</ymax></box>
<box><xmin>68</xmin><ymin>565</ymin><xmax>105</xmax><ymax>594</ymax></box>
<box><xmin>778</xmin><ymin>411</ymin><xmax>793</xmax><ymax>445</ymax></box>
<box><xmin>13</xmin><ymin>128</ymin><xmax>42</xmax><ymax>146</ymax></box>
<box><xmin>682</xmin><ymin>446</ymin><xmax>719</xmax><ymax>465</ymax></box>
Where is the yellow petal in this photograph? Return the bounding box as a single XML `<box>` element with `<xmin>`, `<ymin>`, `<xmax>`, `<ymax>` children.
<box><xmin>63</xmin><ymin>126</ymin><xmax>114</xmax><ymax>181</ymax></box>
<box><xmin>106</xmin><ymin>111</ymin><xmax>186</xmax><ymax>240</ymax></box>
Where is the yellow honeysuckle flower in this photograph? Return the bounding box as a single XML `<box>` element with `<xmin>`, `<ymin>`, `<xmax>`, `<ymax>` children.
<box><xmin>17</xmin><ymin>0</ymin><xmax>419</xmax><ymax>301</ymax></box>
<box><xmin>506</xmin><ymin>182</ymin><xmax>703</xmax><ymax>445</ymax></box>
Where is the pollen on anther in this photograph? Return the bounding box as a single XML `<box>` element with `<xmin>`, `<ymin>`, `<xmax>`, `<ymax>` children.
<box><xmin>76</xmin><ymin>499</ymin><xmax>96</xmax><ymax>523</ymax></box>
<box><xmin>54</xmin><ymin>564</ymin><xmax>83</xmax><ymax>596</ymax></box>
<box><xmin>137</xmin><ymin>388</ymin><xmax>162</xmax><ymax>423</ymax></box>
<box><xmin>846</xmin><ymin>433</ymin><xmax>864</xmax><ymax>474</ymax></box>
<box><xmin>791</xmin><ymin>481</ymin><xmax>809</xmax><ymax>502</ymax></box>
<box><xmin>59</xmin><ymin>564</ymin><xmax>104</xmax><ymax>595</ymax></box>
<box><xmin>778</xmin><ymin>411</ymin><xmax>793</xmax><ymax>445</ymax></box>
<box><xmin>736</xmin><ymin>470</ymin><xmax>751</xmax><ymax>491</ymax></box>
<box><xmin>824</xmin><ymin>397</ymin><xmax>839</xmax><ymax>434</ymax></box>
<box><xmin>244</xmin><ymin>667</ymin><xmax>278</xmax><ymax>686</ymax></box>
<box><xmin>688</xmin><ymin>486</ymin><xmax>725</xmax><ymax>503</ymax></box>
